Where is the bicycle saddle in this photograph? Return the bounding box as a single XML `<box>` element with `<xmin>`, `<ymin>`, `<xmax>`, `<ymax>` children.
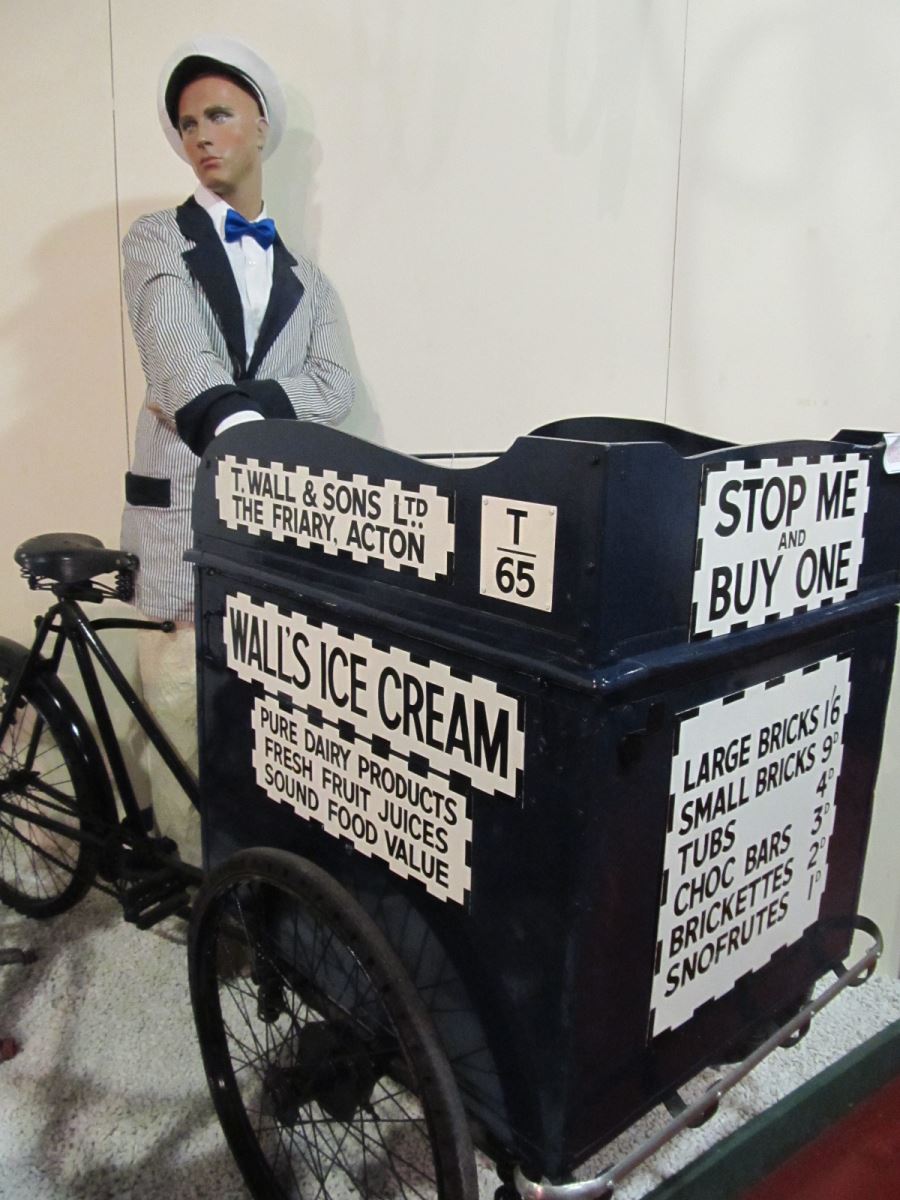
<box><xmin>14</xmin><ymin>533</ymin><xmax>137</xmax><ymax>585</ymax></box>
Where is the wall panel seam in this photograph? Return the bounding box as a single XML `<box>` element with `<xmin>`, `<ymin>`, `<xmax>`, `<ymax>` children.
<box><xmin>663</xmin><ymin>0</ymin><xmax>690</xmax><ymax>426</ymax></box>
<box><xmin>107</xmin><ymin>0</ymin><xmax>131</xmax><ymax>469</ymax></box>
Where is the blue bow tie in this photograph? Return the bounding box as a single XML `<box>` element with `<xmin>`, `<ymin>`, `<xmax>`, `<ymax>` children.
<box><xmin>224</xmin><ymin>208</ymin><xmax>277</xmax><ymax>250</ymax></box>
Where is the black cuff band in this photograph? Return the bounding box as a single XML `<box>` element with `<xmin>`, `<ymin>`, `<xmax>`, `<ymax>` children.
<box><xmin>125</xmin><ymin>472</ymin><xmax>171</xmax><ymax>508</ymax></box>
<box><xmin>176</xmin><ymin>382</ymin><xmax>296</xmax><ymax>456</ymax></box>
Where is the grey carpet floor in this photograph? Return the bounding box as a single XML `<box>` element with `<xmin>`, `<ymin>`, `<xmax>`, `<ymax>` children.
<box><xmin>1</xmin><ymin>891</ymin><xmax>898</xmax><ymax>1200</ymax></box>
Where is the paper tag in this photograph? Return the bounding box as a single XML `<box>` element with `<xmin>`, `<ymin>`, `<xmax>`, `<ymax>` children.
<box><xmin>883</xmin><ymin>434</ymin><xmax>900</xmax><ymax>475</ymax></box>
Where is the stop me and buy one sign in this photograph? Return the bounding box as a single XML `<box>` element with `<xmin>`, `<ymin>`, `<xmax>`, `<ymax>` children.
<box><xmin>692</xmin><ymin>456</ymin><xmax>870</xmax><ymax>639</ymax></box>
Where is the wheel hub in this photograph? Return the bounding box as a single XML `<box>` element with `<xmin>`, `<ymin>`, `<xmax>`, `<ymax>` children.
<box><xmin>0</xmin><ymin>770</ymin><xmax>36</xmax><ymax>794</ymax></box>
<box><xmin>264</xmin><ymin>1020</ymin><xmax>378</xmax><ymax>1124</ymax></box>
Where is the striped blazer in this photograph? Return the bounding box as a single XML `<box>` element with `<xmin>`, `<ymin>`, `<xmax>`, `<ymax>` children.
<box><xmin>120</xmin><ymin>197</ymin><xmax>355</xmax><ymax>621</ymax></box>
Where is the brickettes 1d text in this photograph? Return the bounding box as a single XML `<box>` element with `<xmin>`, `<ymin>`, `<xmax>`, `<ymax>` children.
<box><xmin>224</xmin><ymin>592</ymin><xmax>524</xmax><ymax>905</ymax></box>
<box><xmin>692</xmin><ymin>455</ymin><xmax>870</xmax><ymax>638</ymax></box>
<box><xmin>215</xmin><ymin>454</ymin><xmax>455</xmax><ymax>581</ymax></box>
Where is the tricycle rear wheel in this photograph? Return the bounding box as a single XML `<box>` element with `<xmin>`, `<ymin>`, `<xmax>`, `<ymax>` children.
<box><xmin>189</xmin><ymin>846</ymin><xmax>477</xmax><ymax>1200</ymax></box>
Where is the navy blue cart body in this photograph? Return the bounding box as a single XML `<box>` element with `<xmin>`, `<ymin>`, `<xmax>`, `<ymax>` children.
<box><xmin>189</xmin><ymin>417</ymin><xmax>899</xmax><ymax>1179</ymax></box>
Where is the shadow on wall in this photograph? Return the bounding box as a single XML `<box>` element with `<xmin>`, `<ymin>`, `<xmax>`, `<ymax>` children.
<box><xmin>0</xmin><ymin>207</ymin><xmax>128</xmax><ymax>519</ymax></box>
<box><xmin>0</xmin><ymin>206</ymin><xmax>132</xmax><ymax>650</ymax></box>
<box><xmin>267</xmin><ymin>90</ymin><xmax>383</xmax><ymax>447</ymax></box>
<box><xmin>0</xmin><ymin>203</ymin><xmax>158</xmax><ymax>806</ymax></box>
<box><xmin>548</xmin><ymin>0</ymin><xmax>656</xmax><ymax>217</ymax></box>
<box><xmin>653</xmin><ymin>6</ymin><xmax>898</xmax><ymax>438</ymax></box>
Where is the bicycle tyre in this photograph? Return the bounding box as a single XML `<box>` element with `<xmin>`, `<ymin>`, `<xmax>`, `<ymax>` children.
<box><xmin>0</xmin><ymin>659</ymin><xmax>102</xmax><ymax>916</ymax></box>
<box><xmin>189</xmin><ymin>846</ymin><xmax>477</xmax><ymax>1200</ymax></box>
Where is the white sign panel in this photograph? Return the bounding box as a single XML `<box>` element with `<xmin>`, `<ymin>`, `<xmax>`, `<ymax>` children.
<box><xmin>479</xmin><ymin>496</ymin><xmax>557</xmax><ymax>611</ymax></box>
<box><xmin>251</xmin><ymin>696</ymin><xmax>472</xmax><ymax>904</ymax></box>
<box><xmin>650</xmin><ymin>653</ymin><xmax>851</xmax><ymax>1036</ymax></box>
<box><xmin>215</xmin><ymin>455</ymin><xmax>455</xmax><ymax>580</ymax></box>
<box><xmin>692</xmin><ymin>456</ymin><xmax>870</xmax><ymax>638</ymax></box>
<box><xmin>224</xmin><ymin>592</ymin><xmax>525</xmax><ymax>904</ymax></box>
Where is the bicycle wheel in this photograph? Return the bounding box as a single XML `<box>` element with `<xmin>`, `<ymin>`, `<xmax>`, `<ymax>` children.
<box><xmin>189</xmin><ymin>847</ymin><xmax>477</xmax><ymax>1200</ymax></box>
<box><xmin>0</xmin><ymin>661</ymin><xmax>101</xmax><ymax>916</ymax></box>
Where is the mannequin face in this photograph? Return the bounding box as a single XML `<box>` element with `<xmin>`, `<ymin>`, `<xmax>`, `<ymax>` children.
<box><xmin>177</xmin><ymin>74</ymin><xmax>268</xmax><ymax>209</ymax></box>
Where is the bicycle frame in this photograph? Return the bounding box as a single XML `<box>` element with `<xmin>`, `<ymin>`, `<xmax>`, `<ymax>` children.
<box><xmin>0</xmin><ymin>589</ymin><xmax>200</xmax><ymax>865</ymax></box>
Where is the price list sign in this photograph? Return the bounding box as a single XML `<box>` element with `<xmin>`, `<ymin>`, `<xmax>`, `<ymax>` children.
<box><xmin>650</xmin><ymin>653</ymin><xmax>851</xmax><ymax>1036</ymax></box>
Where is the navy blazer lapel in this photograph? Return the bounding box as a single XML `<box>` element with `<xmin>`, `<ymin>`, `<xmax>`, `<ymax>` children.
<box><xmin>247</xmin><ymin>237</ymin><xmax>305</xmax><ymax>378</ymax></box>
<box><xmin>176</xmin><ymin>197</ymin><xmax>247</xmax><ymax>376</ymax></box>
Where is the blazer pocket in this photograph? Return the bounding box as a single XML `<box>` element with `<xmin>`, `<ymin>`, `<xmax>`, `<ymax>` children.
<box><xmin>125</xmin><ymin>472</ymin><xmax>171</xmax><ymax>508</ymax></box>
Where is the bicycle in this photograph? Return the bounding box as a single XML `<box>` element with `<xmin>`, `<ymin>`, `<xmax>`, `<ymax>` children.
<box><xmin>0</xmin><ymin>531</ymin><xmax>202</xmax><ymax>924</ymax></box>
<box><xmin>0</xmin><ymin>530</ymin><xmax>477</xmax><ymax>1200</ymax></box>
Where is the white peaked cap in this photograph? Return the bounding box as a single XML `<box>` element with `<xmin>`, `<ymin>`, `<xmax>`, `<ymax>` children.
<box><xmin>158</xmin><ymin>35</ymin><xmax>286</xmax><ymax>162</ymax></box>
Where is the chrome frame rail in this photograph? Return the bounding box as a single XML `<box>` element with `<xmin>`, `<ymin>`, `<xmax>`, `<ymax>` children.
<box><xmin>514</xmin><ymin>916</ymin><xmax>883</xmax><ymax>1200</ymax></box>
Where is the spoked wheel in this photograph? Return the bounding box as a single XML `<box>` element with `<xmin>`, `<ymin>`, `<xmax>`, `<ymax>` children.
<box><xmin>0</xmin><ymin>662</ymin><xmax>101</xmax><ymax>916</ymax></box>
<box><xmin>189</xmin><ymin>847</ymin><xmax>477</xmax><ymax>1200</ymax></box>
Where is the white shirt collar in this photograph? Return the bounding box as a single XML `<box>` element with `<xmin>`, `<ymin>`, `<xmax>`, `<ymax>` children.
<box><xmin>193</xmin><ymin>185</ymin><xmax>268</xmax><ymax>240</ymax></box>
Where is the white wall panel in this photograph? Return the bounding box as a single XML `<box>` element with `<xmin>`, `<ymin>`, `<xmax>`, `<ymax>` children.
<box><xmin>2</xmin><ymin>0</ymin><xmax>125</xmax><ymax>642</ymax></box>
<box><xmin>667</xmin><ymin>0</ymin><xmax>900</xmax><ymax>443</ymax></box>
